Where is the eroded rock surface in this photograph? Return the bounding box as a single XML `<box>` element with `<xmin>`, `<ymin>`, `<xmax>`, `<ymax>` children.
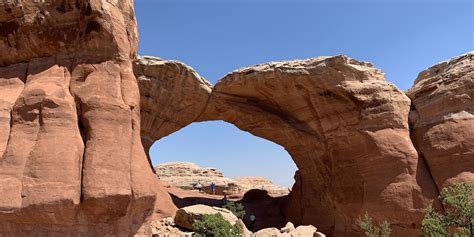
<box><xmin>408</xmin><ymin>52</ymin><xmax>474</xmax><ymax>189</ymax></box>
<box><xmin>234</xmin><ymin>176</ymin><xmax>290</xmax><ymax>196</ymax></box>
<box><xmin>134</xmin><ymin>56</ymin><xmax>212</xmax><ymax>153</ymax></box>
<box><xmin>0</xmin><ymin>0</ymin><xmax>138</xmax><ymax>66</ymax></box>
<box><xmin>136</xmin><ymin>56</ymin><xmax>441</xmax><ymax>236</ymax></box>
<box><xmin>155</xmin><ymin>162</ymin><xmax>231</xmax><ymax>188</ymax></box>
<box><xmin>0</xmin><ymin>1</ymin><xmax>169</xmax><ymax>235</ymax></box>
<box><xmin>155</xmin><ymin>162</ymin><xmax>290</xmax><ymax>196</ymax></box>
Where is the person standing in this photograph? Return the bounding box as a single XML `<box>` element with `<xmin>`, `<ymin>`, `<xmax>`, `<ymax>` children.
<box><xmin>210</xmin><ymin>182</ymin><xmax>216</xmax><ymax>195</ymax></box>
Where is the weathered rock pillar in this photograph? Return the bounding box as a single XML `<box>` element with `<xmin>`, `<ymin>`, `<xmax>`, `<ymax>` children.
<box><xmin>0</xmin><ymin>1</ymin><xmax>167</xmax><ymax>235</ymax></box>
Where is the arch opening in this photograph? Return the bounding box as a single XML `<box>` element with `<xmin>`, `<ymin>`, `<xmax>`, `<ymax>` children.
<box><xmin>150</xmin><ymin>120</ymin><xmax>297</xmax><ymax>188</ymax></box>
<box><xmin>150</xmin><ymin>120</ymin><xmax>297</xmax><ymax>231</ymax></box>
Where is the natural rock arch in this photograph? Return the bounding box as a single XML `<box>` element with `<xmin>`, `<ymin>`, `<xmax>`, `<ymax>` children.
<box><xmin>0</xmin><ymin>0</ymin><xmax>471</xmax><ymax>235</ymax></box>
<box><xmin>134</xmin><ymin>56</ymin><xmax>440</xmax><ymax>236</ymax></box>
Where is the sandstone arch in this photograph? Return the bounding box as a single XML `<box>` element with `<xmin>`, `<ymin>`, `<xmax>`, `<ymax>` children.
<box><xmin>135</xmin><ymin>56</ymin><xmax>440</xmax><ymax>236</ymax></box>
<box><xmin>0</xmin><ymin>0</ymin><xmax>471</xmax><ymax>235</ymax></box>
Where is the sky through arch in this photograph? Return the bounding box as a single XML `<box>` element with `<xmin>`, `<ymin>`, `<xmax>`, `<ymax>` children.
<box><xmin>149</xmin><ymin>121</ymin><xmax>297</xmax><ymax>187</ymax></box>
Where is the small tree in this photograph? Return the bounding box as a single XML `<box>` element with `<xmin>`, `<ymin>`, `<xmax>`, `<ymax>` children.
<box><xmin>192</xmin><ymin>213</ymin><xmax>241</xmax><ymax>237</ymax></box>
<box><xmin>422</xmin><ymin>182</ymin><xmax>474</xmax><ymax>237</ymax></box>
<box><xmin>223</xmin><ymin>201</ymin><xmax>246</xmax><ymax>219</ymax></box>
<box><xmin>356</xmin><ymin>213</ymin><xmax>391</xmax><ymax>237</ymax></box>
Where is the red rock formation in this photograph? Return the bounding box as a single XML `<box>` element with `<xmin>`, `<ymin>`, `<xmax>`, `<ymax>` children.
<box><xmin>136</xmin><ymin>56</ymin><xmax>441</xmax><ymax>236</ymax></box>
<box><xmin>133</xmin><ymin>56</ymin><xmax>212</xmax><ymax>153</ymax></box>
<box><xmin>0</xmin><ymin>1</ymin><xmax>471</xmax><ymax>235</ymax></box>
<box><xmin>408</xmin><ymin>52</ymin><xmax>474</xmax><ymax>189</ymax></box>
<box><xmin>0</xmin><ymin>1</ymin><xmax>172</xmax><ymax>235</ymax></box>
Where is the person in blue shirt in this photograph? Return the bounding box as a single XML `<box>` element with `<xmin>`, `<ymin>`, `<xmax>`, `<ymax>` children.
<box><xmin>210</xmin><ymin>182</ymin><xmax>216</xmax><ymax>195</ymax></box>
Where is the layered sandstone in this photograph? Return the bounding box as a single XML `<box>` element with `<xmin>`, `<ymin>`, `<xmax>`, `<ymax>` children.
<box><xmin>0</xmin><ymin>0</ymin><xmax>137</xmax><ymax>66</ymax></box>
<box><xmin>234</xmin><ymin>176</ymin><xmax>290</xmax><ymax>196</ymax></box>
<box><xmin>155</xmin><ymin>162</ymin><xmax>290</xmax><ymax>196</ymax></box>
<box><xmin>0</xmin><ymin>1</ymin><xmax>170</xmax><ymax>235</ymax></box>
<box><xmin>136</xmin><ymin>56</ymin><xmax>441</xmax><ymax>236</ymax></box>
<box><xmin>133</xmin><ymin>56</ymin><xmax>212</xmax><ymax>154</ymax></box>
<box><xmin>155</xmin><ymin>162</ymin><xmax>233</xmax><ymax>188</ymax></box>
<box><xmin>408</xmin><ymin>52</ymin><xmax>474</xmax><ymax>189</ymax></box>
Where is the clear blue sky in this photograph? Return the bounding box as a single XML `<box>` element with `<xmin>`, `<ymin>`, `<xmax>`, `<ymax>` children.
<box><xmin>135</xmin><ymin>0</ymin><xmax>473</xmax><ymax>187</ymax></box>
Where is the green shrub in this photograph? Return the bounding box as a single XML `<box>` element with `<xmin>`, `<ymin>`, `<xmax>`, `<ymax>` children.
<box><xmin>356</xmin><ymin>213</ymin><xmax>391</xmax><ymax>237</ymax></box>
<box><xmin>192</xmin><ymin>213</ymin><xmax>241</xmax><ymax>237</ymax></box>
<box><xmin>223</xmin><ymin>201</ymin><xmax>246</xmax><ymax>219</ymax></box>
<box><xmin>422</xmin><ymin>183</ymin><xmax>474</xmax><ymax>237</ymax></box>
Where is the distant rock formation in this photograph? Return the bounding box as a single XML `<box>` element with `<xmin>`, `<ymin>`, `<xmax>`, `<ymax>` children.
<box><xmin>155</xmin><ymin>162</ymin><xmax>290</xmax><ymax>196</ymax></box>
<box><xmin>234</xmin><ymin>177</ymin><xmax>290</xmax><ymax>197</ymax></box>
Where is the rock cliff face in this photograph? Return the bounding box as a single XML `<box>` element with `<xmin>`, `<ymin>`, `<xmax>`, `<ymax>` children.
<box><xmin>0</xmin><ymin>1</ymin><xmax>172</xmax><ymax>235</ymax></box>
<box><xmin>408</xmin><ymin>52</ymin><xmax>474</xmax><ymax>190</ymax></box>
<box><xmin>135</xmin><ymin>56</ymin><xmax>448</xmax><ymax>236</ymax></box>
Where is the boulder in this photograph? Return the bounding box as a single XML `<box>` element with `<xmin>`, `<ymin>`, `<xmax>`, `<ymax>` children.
<box><xmin>252</xmin><ymin>222</ymin><xmax>325</xmax><ymax>237</ymax></box>
<box><xmin>281</xmin><ymin>222</ymin><xmax>296</xmax><ymax>233</ymax></box>
<box><xmin>136</xmin><ymin>216</ymin><xmax>190</xmax><ymax>237</ymax></box>
<box><xmin>251</xmin><ymin>223</ymin><xmax>323</xmax><ymax>237</ymax></box>
<box><xmin>174</xmin><ymin>204</ymin><xmax>238</xmax><ymax>230</ymax></box>
<box><xmin>253</xmin><ymin>228</ymin><xmax>281</xmax><ymax>237</ymax></box>
<box><xmin>289</xmin><ymin>225</ymin><xmax>318</xmax><ymax>236</ymax></box>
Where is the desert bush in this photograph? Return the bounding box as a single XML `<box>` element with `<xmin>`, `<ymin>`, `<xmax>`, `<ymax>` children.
<box><xmin>192</xmin><ymin>213</ymin><xmax>241</xmax><ymax>237</ymax></box>
<box><xmin>223</xmin><ymin>201</ymin><xmax>246</xmax><ymax>219</ymax></box>
<box><xmin>356</xmin><ymin>213</ymin><xmax>391</xmax><ymax>237</ymax></box>
<box><xmin>422</xmin><ymin>182</ymin><xmax>474</xmax><ymax>237</ymax></box>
